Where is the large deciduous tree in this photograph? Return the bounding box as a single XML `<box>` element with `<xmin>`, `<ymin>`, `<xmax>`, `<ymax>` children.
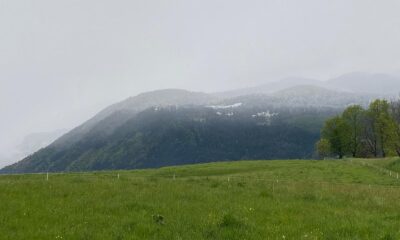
<box><xmin>341</xmin><ymin>105</ymin><xmax>364</xmax><ymax>157</ymax></box>
<box><xmin>390</xmin><ymin>99</ymin><xmax>400</xmax><ymax>156</ymax></box>
<box><xmin>365</xmin><ymin>100</ymin><xmax>397</xmax><ymax>158</ymax></box>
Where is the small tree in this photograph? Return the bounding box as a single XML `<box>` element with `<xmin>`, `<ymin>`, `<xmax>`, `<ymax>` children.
<box><xmin>321</xmin><ymin>116</ymin><xmax>348</xmax><ymax>158</ymax></box>
<box><xmin>316</xmin><ymin>138</ymin><xmax>332</xmax><ymax>159</ymax></box>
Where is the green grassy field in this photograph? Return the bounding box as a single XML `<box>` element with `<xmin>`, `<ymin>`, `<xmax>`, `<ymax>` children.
<box><xmin>1</xmin><ymin>159</ymin><xmax>400</xmax><ymax>240</ymax></box>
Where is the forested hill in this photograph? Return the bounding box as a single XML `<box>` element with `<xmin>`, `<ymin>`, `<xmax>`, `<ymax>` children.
<box><xmin>2</xmin><ymin>105</ymin><xmax>337</xmax><ymax>173</ymax></box>
<box><xmin>1</xmin><ymin>86</ymin><xmax>376</xmax><ymax>173</ymax></box>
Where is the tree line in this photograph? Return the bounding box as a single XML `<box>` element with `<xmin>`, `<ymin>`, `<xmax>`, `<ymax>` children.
<box><xmin>316</xmin><ymin>99</ymin><xmax>400</xmax><ymax>159</ymax></box>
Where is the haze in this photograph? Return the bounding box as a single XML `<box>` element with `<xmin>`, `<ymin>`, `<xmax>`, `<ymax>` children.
<box><xmin>1</xmin><ymin>0</ymin><xmax>400</xmax><ymax>166</ymax></box>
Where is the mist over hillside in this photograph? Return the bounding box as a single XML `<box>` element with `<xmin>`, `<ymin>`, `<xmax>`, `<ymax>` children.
<box><xmin>2</xmin><ymin>73</ymin><xmax>399</xmax><ymax>173</ymax></box>
<box><xmin>0</xmin><ymin>130</ymin><xmax>66</xmax><ymax>168</ymax></box>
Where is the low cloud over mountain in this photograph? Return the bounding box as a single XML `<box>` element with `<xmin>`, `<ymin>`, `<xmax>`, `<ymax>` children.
<box><xmin>2</xmin><ymin>72</ymin><xmax>399</xmax><ymax>173</ymax></box>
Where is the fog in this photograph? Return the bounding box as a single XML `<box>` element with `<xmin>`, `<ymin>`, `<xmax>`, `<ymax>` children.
<box><xmin>1</xmin><ymin>0</ymin><xmax>400</xmax><ymax>166</ymax></box>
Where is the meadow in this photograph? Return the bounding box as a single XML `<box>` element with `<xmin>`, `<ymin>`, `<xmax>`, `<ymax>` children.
<box><xmin>1</xmin><ymin>158</ymin><xmax>400</xmax><ymax>239</ymax></box>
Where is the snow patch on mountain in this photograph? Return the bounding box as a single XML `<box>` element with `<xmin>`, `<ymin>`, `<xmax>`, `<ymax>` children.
<box><xmin>207</xmin><ymin>103</ymin><xmax>242</xmax><ymax>109</ymax></box>
<box><xmin>252</xmin><ymin>111</ymin><xmax>279</xmax><ymax>118</ymax></box>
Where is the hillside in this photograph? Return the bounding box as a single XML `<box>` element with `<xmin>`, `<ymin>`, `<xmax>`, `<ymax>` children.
<box><xmin>52</xmin><ymin>89</ymin><xmax>215</xmax><ymax>149</ymax></box>
<box><xmin>1</xmin><ymin>86</ymin><xmax>378</xmax><ymax>173</ymax></box>
<box><xmin>1</xmin><ymin>159</ymin><xmax>399</xmax><ymax>239</ymax></box>
<box><xmin>1</xmin><ymin>106</ymin><xmax>333</xmax><ymax>173</ymax></box>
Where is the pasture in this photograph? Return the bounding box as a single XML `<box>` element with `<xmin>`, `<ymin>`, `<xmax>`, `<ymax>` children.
<box><xmin>1</xmin><ymin>159</ymin><xmax>400</xmax><ymax>239</ymax></box>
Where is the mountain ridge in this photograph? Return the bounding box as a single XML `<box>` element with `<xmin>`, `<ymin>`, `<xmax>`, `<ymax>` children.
<box><xmin>217</xmin><ymin>72</ymin><xmax>400</xmax><ymax>97</ymax></box>
<box><xmin>2</xmin><ymin>72</ymin><xmax>399</xmax><ymax>173</ymax></box>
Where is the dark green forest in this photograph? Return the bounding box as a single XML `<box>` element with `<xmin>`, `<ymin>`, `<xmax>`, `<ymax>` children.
<box><xmin>1</xmin><ymin>106</ymin><xmax>338</xmax><ymax>173</ymax></box>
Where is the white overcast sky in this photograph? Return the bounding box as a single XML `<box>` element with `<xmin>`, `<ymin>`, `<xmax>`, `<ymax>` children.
<box><xmin>1</xmin><ymin>0</ymin><xmax>400</xmax><ymax>164</ymax></box>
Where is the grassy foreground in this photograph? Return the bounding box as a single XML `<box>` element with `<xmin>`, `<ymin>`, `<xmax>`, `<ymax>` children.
<box><xmin>1</xmin><ymin>159</ymin><xmax>400</xmax><ymax>240</ymax></box>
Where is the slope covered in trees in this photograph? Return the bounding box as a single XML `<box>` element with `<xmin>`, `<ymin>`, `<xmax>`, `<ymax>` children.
<box><xmin>1</xmin><ymin>87</ymin><xmax>378</xmax><ymax>173</ymax></box>
<box><xmin>2</xmin><ymin>106</ymin><xmax>337</xmax><ymax>173</ymax></box>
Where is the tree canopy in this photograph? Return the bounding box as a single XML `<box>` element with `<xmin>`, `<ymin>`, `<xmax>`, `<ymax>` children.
<box><xmin>317</xmin><ymin>99</ymin><xmax>400</xmax><ymax>159</ymax></box>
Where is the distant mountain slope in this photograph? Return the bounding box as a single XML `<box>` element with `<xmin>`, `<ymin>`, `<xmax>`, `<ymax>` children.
<box><xmin>215</xmin><ymin>77</ymin><xmax>322</xmax><ymax>98</ymax></box>
<box><xmin>270</xmin><ymin>85</ymin><xmax>373</xmax><ymax>107</ymax></box>
<box><xmin>0</xmin><ymin>130</ymin><xmax>67</xmax><ymax>168</ymax></box>
<box><xmin>0</xmin><ymin>82</ymin><xmax>385</xmax><ymax>174</ymax></box>
<box><xmin>217</xmin><ymin>72</ymin><xmax>400</xmax><ymax>97</ymax></box>
<box><xmin>18</xmin><ymin>130</ymin><xmax>67</xmax><ymax>156</ymax></box>
<box><xmin>218</xmin><ymin>85</ymin><xmax>373</xmax><ymax>109</ymax></box>
<box><xmin>326</xmin><ymin>72</ymin><xmax>400</xmax><ymax>95</ymax></box>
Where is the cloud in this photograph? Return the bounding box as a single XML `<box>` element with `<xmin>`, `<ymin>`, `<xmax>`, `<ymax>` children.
<box><xmin>1</xmin><ymin>0</ymin><xmax>400</xmax><ymax>165</ymax></box>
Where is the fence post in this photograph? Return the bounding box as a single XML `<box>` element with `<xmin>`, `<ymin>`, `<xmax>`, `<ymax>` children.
<box><xmin>46</xmin><ymin>172</ymin><xmax>49</xmax><ymax>181</ymax></box>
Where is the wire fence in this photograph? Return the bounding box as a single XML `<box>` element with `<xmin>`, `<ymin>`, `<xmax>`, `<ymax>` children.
<box><xmin>349</xmin><ymin>159</ymin><xmax>400</xmax><ymax>180</ymax></box>
<box><xmin>2</xmin><ymin>165</ymin><xmax>400</xmax><ymax>191</ymax></box>
<box><xmin>1</xmin><ymin>159</ymin><xmax>400</xmax><ymax>191</ymax></box>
